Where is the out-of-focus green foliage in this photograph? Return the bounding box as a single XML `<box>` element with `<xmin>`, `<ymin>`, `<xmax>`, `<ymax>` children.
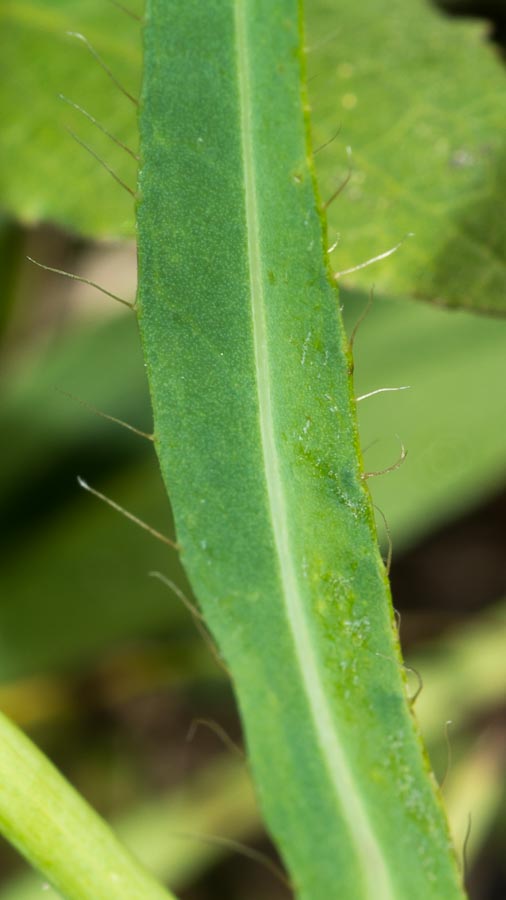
<box><xmin>0</xmin><ymin>313</ymin><xmax>145</xmax><ymax>501</ymax></box>
<box><xmin>0</xmin><ymin>309</ymin><xmax>194</xmax><ymax>679</ymax></box>
<box><xmin>0</xmin><ymin>1</ymin><xmax>140</xmax><ymax>236</ymax></box>
<box><xmin>411</xmin><ymin>600</ymin><xmax>506</xmax><ymax>746</ymax></box>
<box><xmin>344</xmin><ymin>289</ymin><xmax>506</xmax><ymax>548</ymax></box>
<box><xmin>2</xmin><ymin>599</ymin><xmax>503</xmax><ymax>898</ymax></box>
<box><xmin>308</xmin><ymin>0</ymin><xmax>506</xmax><ymax>314</ymax></box>
<box><xmin>2</xmin><ymin>0</ymin><xmax>505</xmax><ymax>315</ymax></box>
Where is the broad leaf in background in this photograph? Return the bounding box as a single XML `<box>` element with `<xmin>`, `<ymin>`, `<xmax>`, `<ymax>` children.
<box><xmin>0</xmin><ymin>0</ymin><xmax>140</xmax><ymax>237</ymax></box>
<box><xmin>0</xmin><ymin>314</ymin><xmax>145</xmax><ymax>502</ymax></box>
<box><xmin>343</xmin><ymin>289</ymin><xmax>506</xmax><ymax>548</ymax></box>
<box><xmin>3</xmin><ymin>0</ymin><xmax>506</xmax><ymax>304</ymax></box>
<box><xmin>0</xmin><ymin>461</ymin><xmax>189</xmax><ymax>680</ymax></box>
<box><xmin>0</xmin><ymin>311</ymin><xmax>191</xmax><ymax>680</ymax></box>
<box><xmin>307</xmin><ymin>0</ymin><xmax>506</xmax><ymax>315</ymax></box>
<box><xmin>411</xmin><ymin>599</ymin><xmax>506</xmax><ymax>747</ymax></box>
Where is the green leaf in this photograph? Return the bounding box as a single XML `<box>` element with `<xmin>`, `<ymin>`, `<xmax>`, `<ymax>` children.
<box><xmin>0</xmin><ymin>313</ymin><xmax>144</xmax><ymax>504</ymax></box>
<box><xmin>409</xmin><ymin>600</ymin><xmax>506</xmax><ymax>748</ymax></box>
<box><xmin>437</xmin><ymin>726</ymin><xmax>506</xmax><ymax>871</ymax></box>
<box><xmin>0</xmin><ymin>1</ymin><xmax>140</xmax><ymax>237</ymax></box>
<box><xmin>136</xmin><ymin>1</ymin><xmax>464</xmax><ymax>896</ymax></box>
<box><xmin>2</xmin><ymin>284</ymin><xmax>503</xmax><ymax>680</ymax></box>
<box><xmin>343</xmin><ymin>289</ymin><xmax>506</xmax><ymax>549</ymax></box>
<box><xmin>0</xmin><ymin>461</ymin><xmax>190</xmax><ymax>680</ymax></box>
<box><xmin>409</xmin><ymin>601</ymin><xmax>506</xmax><ymax>868</ymax></box>
<box><xmin>0</xmin><ymin>314</ymin><xmax>191</xmax><ymax>680</ymax></box>
<box><xmin>5</xmin><ymin>0</ymin><xmax>505</xmax><ymax>313</ymax></box>
<box><xmin>308</xmin><ymin>0</ymin><xmax>506</xmax><ymax>315</ymax></box>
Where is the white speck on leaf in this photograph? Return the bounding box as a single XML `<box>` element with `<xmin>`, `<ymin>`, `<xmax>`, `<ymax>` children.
<box><xmin>301</xmin><ymin>331</ymin><xmax>312</xmax><ymax>366</ymax></box>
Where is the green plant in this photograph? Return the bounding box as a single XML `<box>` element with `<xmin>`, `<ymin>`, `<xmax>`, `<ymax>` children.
<box><xmin>0</xmin><ymin>0</ymin><xmax>505</xmax><ymax>898</ymax></box>
<box><xmin>136</xmin><ymin>1</ymin><xmax>463</xmax><ymax>897</ymax></box>
<box><xmin>0</xmin><ymin>710</ymin><xmax>175</xmax><ymax>900</ymax></box>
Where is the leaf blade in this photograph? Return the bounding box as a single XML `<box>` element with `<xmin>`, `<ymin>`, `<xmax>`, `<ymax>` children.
<box><xmin>137</xmin><ymin>1</ymin><xmax>465</xmax><ymax>896</ymax></box>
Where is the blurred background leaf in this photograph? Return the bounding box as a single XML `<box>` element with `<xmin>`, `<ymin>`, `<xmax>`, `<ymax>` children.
<box><xmin>343</xmin><ymin>289</ymin><xmax>506</xmax><ymax>548</ymax></box>
<box><xmin>308</xmin><ymin>0</ymin><xmax>506</xmax><ymax>315</ymax></box>
<box><xmin>3</xmin><ymin>0</ymin><xmax>505</xmax><ymax>311</ymax></box>
<box><xmin>0</xmin><ymin>0</ymin><xmax>140</xmax><ymax>237</ymax></box>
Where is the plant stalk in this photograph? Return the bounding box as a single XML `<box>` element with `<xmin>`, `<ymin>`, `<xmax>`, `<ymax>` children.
<box><xmin>0</xmin><ymin>710</ymin><xmax>176</xmax><ymax>899</ymax></box>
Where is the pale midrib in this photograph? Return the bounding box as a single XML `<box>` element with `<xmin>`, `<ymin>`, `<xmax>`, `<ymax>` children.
<box><xmin>234</xmin><ymin>4</ymin><xmax>394</xmax><ymax>898</ymax></box>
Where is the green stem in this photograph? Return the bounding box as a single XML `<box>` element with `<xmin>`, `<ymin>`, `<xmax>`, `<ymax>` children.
<box><xmin>0</xmin><ymin>710</ymin><xmax>176</xmax><ymax>900</ymax></box>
